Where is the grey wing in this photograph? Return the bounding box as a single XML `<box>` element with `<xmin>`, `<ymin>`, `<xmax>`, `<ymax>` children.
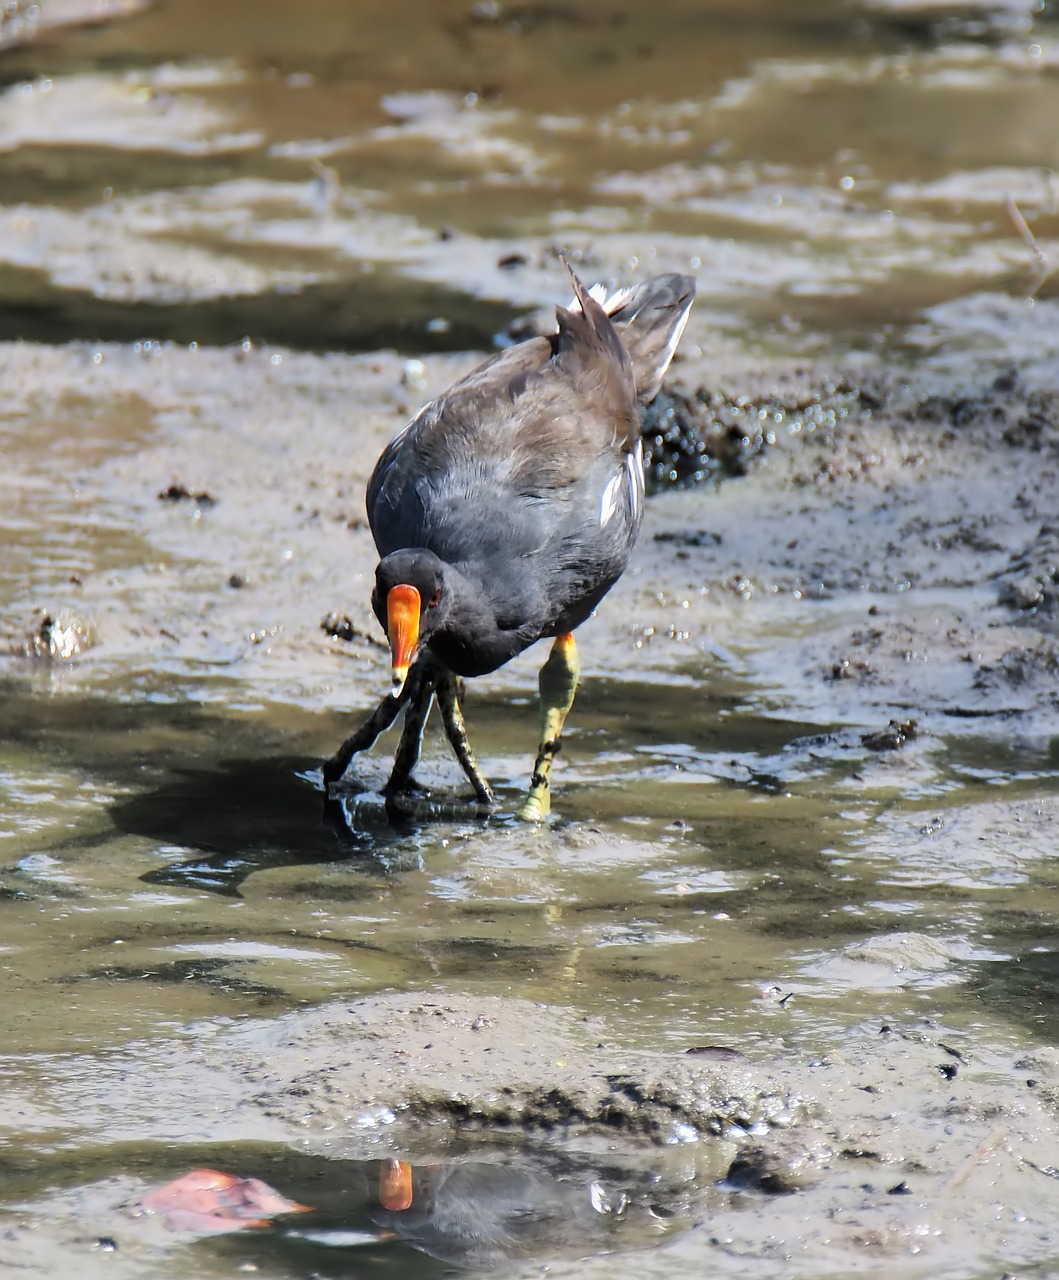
<box><xmin>366</xmin><ymin>338</ymin><xmax>556</xmax><ymax>557</ymax></box>
<box><xmin>366</xmin><ymin>284</ymin><xmax>644</xmax><ymax>575</ymax></box>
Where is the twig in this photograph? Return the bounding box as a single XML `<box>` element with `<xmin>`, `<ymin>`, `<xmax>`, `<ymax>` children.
<box><xmin>1006</xmin><ymin>193</ymin><xmax>1056</xmax><ymax>297</ymax></box>
<box><xmin>940</xmin><ymin>1127</ymin><xmax>1007</xmax><ymax>1196</ymax></box>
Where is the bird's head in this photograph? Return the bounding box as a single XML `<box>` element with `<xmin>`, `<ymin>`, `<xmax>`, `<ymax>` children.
<box><xmin>372</xmin><ymin>549</ymin><xmax>451</xmax><ymax>697</ymax></box>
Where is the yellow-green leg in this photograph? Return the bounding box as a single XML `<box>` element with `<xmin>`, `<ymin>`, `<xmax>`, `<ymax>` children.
<box><xmin>517</xmin><ymin>632</ymin><xmax>580</xmax><ymax>822</ymax></box>
<box><xmin>436</xmin><ymin>673</ymin><xmax>495</xmax><ymax>805</ymax></box>
<box><xmin>323</xmin><ymin>667</ymin><xmax>418</xmax><ymax>787</ymax></box>
<box><xmin>384</xmin><ymin>678</ymin><xmax>436</xmax><ymax>796</ymax></box>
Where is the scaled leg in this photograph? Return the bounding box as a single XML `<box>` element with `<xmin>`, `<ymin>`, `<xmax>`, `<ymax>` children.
<box><xmin>517</xmin><ymin>632</ymin><xmax>580</xmax><ymax>822</ymax></box>
<box><xmin>323</xmin><ymin>682</ymin><xmax>412</xmax><ymax>787</ymax></box>
<box><xmin>436</xmin><ymin>672</ymin><xmax>495</xmax><ymax>805</ymax></box>
<box><xmin>384</xmin><ymin>663</ymin><xmax>439</xmax><ymax>795</ymax></box>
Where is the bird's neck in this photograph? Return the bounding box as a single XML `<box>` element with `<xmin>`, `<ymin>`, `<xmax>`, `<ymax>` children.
<box><xmin>432</xmin><ymin>564</ymin><xmax>534</xmax><ymax>678</ymax></box>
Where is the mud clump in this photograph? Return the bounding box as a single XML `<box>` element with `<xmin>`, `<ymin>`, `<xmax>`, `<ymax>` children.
<box><xmin>973</xmin><ymin>637</ymin><xmax>1059</xmax><ymax>692</ymax></box>
<box><xmin>996</xmin><ymin>523</ymin><xmax>1059</xmax><ymax>617</ymax></box>
<box><xmin>243</xmin><ymin>995</ymin><xmax>802</xmax><ymax>1148</ymax></box>
<box><xmin>321</xmin><ymin>611</ymin><xmax>387</xmax><ymax>649</ymax></box>
<box><xmin>3</xmin><ymin>608</ymin><xmax>92</xmax><ymax>660</ymax></box>
<box><xmin>157</xmin><ymin>483</ymin><xmax>217</xmax><ymax>507</ymax></box>
<box><xmin>401</xmin><ymin>1069</ymin><xmax>798</xmax><ymax>1142</ymax></box>
<box><xmin>640</xmin><ymin>378</ymin><xmax>877</xmax><ymax>491</ymax></box>
<box><xmin>725</xmin><ymin>1139</ymin><xmax>826</xmax><ymax>1194</ymax></box>
<box><xmin>861</xmin><ymin>718</ymin><xmax>918</xmax><ymax>751</ymax></box>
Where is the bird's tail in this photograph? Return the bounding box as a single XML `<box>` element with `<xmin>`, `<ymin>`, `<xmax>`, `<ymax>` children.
<box><xmin>582</xmin><ymin>273</ymin><xmax>696</xmax><ymax>404</ymax></box>
<box><xmin>554</xmin><ymin>262</ymin><xmax>640</xmax><ymax>450</ymax></box>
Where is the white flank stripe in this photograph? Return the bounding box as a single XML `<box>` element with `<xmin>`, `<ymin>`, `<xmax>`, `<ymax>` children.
<box><xmin>600</xmin><ymin>473</ymin><xmax>622</xmax><ymax>527</ymax></box>
<box><xmin>627</xmin><ymin>439</ymin><xmax>644</xmax><ymax>521</ymax></box>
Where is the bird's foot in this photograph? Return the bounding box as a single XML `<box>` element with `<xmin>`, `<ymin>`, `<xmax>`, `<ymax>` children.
<box><xmin>323</xmin><ymin>683</ymin><xmax>414</xmax><ymax>790</ymax></box>
<box><xmin>516</xmin><ymin>633</ymin><xmax>580</xmax><ymax>822</ymax></box>
<box><xmin>322</xmin><ymin>751</ymin><xmax>351</xmax><ymax>789</ymax></box>
<box><xmin>384</xmin><ymin>788</ymin><xmax>493</xmax><ymax>823</ymax></box>
<box><xmin>382</xmin><ymin>774</ymin><xmax>431</xmax><ymax>799</ymax></box>
<box><xmin>517</xmin><ymin>796</ymin><xmax>549</xmax><ymax>823</ymax></box>
<box><xmin>516</xmin><ymin>772</ymin><xmax>551</xmax><ymax>823</ymax></box>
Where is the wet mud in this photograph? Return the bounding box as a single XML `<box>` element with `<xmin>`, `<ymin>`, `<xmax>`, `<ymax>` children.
<box><xmin>8</xmin><ymin>992</ymin><xmax>1059</xmax><ymax>1276</ymax></box>
<box><xmin>3</xmin><ymin>315</ymin><xmax>1059</xmax><ymax>1278</ymax></box>
<box><xmin>3</xmin><ymin>0</ymin><xmax>1059</xmax><ymax>1276</ymax></box>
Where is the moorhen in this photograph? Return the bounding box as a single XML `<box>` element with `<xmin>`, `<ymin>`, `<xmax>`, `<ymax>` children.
<box><xmin>324</xmin><ymin>262</ymin><xmax>695</xmax><ymax>819</ymax></box>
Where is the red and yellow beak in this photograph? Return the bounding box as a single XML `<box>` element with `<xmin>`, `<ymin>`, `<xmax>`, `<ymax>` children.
<box><xmin>386</xmin><ymin>583</ymin><xmax>421</xmax><ymax>697</ymax></box>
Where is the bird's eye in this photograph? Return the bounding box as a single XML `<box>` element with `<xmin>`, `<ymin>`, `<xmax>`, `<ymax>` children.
<box><xmin>428</xmin><ymin>589</ymin><xmax>442</xmax><ymax>608</ymax></box>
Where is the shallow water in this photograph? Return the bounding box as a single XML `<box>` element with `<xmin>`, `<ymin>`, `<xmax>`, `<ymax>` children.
<box><xmin>4</xmin><ymin>661</ymin><xmax>1059</xmax><ymax>1275</ymax></box>
<box><xmin>1</xmin><ymin>0</ymin><xmax>1056</xmax><ymax>352</ymax></box>
<box><xmin>3</xmin><ymin>0</ymin><xmax>1059</xmax><ymax>1276</ymax></box>
<box><xmin>4</xmin><ymin>671</ymin><xmax>1057</xmax><ymax>1056</ymax></box>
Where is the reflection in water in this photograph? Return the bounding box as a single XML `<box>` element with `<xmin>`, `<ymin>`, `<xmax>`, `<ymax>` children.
<box><xmin>288</xmin><ymin>1153</ymin><xmax>698</xmax><ymax>1272</ymax></box>
<box><xmin>4</xmin><ymin>1144</ymin><xmax>711</xmax><ymax>1276</ymax></box>
<box><xmin>363</xmin><ymin>1158</ymin><xmax>630</xmax><ymax>1268</ymax></box>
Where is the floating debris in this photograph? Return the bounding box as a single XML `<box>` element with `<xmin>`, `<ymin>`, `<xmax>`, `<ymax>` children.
<box><xmin>140</xmin><ymin>1168</ymin><xmax>311</xmax><ymax>1234</ymax></box>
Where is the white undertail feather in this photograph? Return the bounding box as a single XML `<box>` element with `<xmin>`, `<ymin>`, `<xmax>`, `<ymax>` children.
<box><xmin>567</xmin><ymin>283</ymin><xmax>636</xmax><ymax>316</ymax></box>
<box><xmin>654</xmin><ymin>303</ymin><xmax>692</xmax><ymax>386</ymax></box>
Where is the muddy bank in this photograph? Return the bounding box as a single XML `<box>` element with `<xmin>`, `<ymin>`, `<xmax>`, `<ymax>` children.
<box><xmin>5</xmin><ymin>990</ymin><xmax>1059</xmax><ymax>1276</ymax></box>
<box><xmin>4</xmin><ymin>0</ymin><xmax>1059</xmax><ymax>1276</ymax></box>
<box><xmin>641</xmin><ymin>351</ymin><xmax>1059</xmax><ymax>745</ymax></box>
<box><xmin>2</xmin><ymin>300</ymin><xmax>1057</xmax><ymax>758</ymax></box>
<box><xmin>2</xmin><ymin>309</ymin><xmax>1058</xmax><ymax>1272</ymax></box>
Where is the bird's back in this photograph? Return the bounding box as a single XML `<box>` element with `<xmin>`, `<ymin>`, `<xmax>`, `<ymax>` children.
<box><xmin>367</xmin><ymin>269</ymin><xmax>694</xmax><ymax>635</ymax></box>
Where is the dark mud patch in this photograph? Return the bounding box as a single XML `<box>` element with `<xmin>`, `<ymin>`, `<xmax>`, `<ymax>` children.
<box><xmin>641</xmin><ymin>375</ymin><xmax>879</xmax><ymax>490</ymax></box>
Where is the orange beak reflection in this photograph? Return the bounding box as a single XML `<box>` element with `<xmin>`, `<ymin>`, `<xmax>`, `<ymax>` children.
<box><xmin>386</xmin><ymin>583</ymin><xmax>421</xmax><ymax>697</ymax></box>
<box><xmin>377</xmin><ymin>1159</ymin><xmax>414</xmax><ymax>1212</ymax></box>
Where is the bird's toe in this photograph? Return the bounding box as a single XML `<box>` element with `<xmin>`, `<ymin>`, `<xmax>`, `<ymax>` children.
<box><xmin>516</xmin><ymin>787</ymin><xmax>551</xmax><ymax>823</ymax></box>
<box><xmin>382</xmin><ymin>774</ymin><xmax>431</xmax><ymax>799</ymax></box>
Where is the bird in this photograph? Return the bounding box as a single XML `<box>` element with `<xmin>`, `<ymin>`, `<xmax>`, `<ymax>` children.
<box><xmin>323</xmin><ymin>261</ymin><xmax>696</xmax><ymax>820</ymax></box>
